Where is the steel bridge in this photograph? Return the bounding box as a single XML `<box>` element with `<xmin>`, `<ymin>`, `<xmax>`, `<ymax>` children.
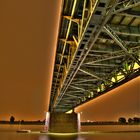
<box><xmin>49</xmin><ymin>0</ymin><xmax>140</xmax><ymax>112</ymax></box>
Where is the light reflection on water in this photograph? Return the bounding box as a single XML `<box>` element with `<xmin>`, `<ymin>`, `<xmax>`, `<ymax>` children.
<box><xmin>49</xmin><ymin>135</ymin><xmax>79</xmax><ymax>140</ymax></box>
<box><xmin>0</xmin><ymin>125</ymin><xmax>139</xmax><ymax>140</ymax></box>
<box><xmin>39</xmin><ymin>135</ymin><xmax>49</xmax><ymax>140</ymax></box>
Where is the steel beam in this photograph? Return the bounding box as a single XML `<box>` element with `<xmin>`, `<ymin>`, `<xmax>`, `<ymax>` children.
<box><xmin>83</xmin><ymin>63</ymin><xmax>119</xmax><ymax>67</ymax></box>
<box><xmin>63</xmin><ymin>15</ymin><xmax>80</xmax><ymax>24</ymax></box>
<box><xmin>79</xmin><ymin>68</ymin><xmax>102</xmax><ymax>80</ymax></box>
<box><xmin>65</xmin><ymin>94</ymin><xmax>79</xmax><ymax>98</ymax></box>
<box><xmin>109</xmin><ymin>25</ymin><xmax>140</xmax><ymax>37</ymax></box>
<box><xmin>69</xmin><ymin>85</ymin><xmax>86</xmax><ymax>91</ymax></box>
<box><xmin>52</xmin><ymin>0</ymin><xmax>78</xmax><ymax>97</ymax></box>
<box><xmin>66</xmin><ymin>91</ymin><xmax>83</xmax><ymax>94</ymax></box>
<box><xmin>98</xmin><ymin>36</ymin><xmax>140</xmax><ymax>44</ymax></box>
<box><xmin>116</xmin><ymin>12</ymin><xmax>140</xmax><ymax>18</ymax></box>
<box><xmin>113</xmin><ymin>1</ymin><xmax>140</xmax><ymax>14</ymax></box>
<box><xmin>84</xmin><ymin>51</ymin><xmax>125</xmax><ymax>64</ymax></box>
<box><xmin>72</xmin><ymin>83</ymin><xmax>96</xmax><ymax>86</ymax></box>
<box><xmin>72</xmin><ymin>79</ymin><xmax>98</xmax><ymax>84</ymax></box>
<box><xmin>79</xmin><ymin>0</ymin><xmax>87</xmax><ymax>38</ymax></box>
<box><xmin>103</xmin><ymin>25</ymin><xmax>140</xmax><ymax>65</ymax></box>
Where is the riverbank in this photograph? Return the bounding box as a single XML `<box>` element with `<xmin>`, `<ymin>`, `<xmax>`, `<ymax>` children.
<box><xmin>81</xmin><ymin>121</ymin><xmax>140</xmax><ymax>125</ymax></box>
<box><xmin>0</xmin><ymin>121</ymin><xmax>140</xmax><ymax>125</ymax></box>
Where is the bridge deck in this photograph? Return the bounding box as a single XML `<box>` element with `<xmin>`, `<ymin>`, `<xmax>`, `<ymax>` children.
<box><xmin>49</xmin><ymin>0</ymin><xmax>140</xmax><ymax>112</ymax></box>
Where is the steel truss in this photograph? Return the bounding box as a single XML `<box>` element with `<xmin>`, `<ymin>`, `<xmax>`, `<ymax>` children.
<box><xmin>49</xmin><ymin>0</ymin><xmax>140</xmax><ymax>112</ymax></box>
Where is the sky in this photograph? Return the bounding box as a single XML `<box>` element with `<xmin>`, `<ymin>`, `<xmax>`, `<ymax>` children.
<box><xmin>0</xmin><ymin>0</ymin><xmax>139</xmax><ymax>122</ymax></box>
<box><xmin>0</xmin><ymin>0</ymin><xmax>62</xmax><ymax>121</ymax></box>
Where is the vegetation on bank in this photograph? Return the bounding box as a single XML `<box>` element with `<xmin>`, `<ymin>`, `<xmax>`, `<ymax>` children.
<box><xmin>82</xmin><ymin>117</ymin><xmax>140</xmax><ymax>125</ymax></box>
<box><xmin>0</xmin><ymin>116</ymin><xmax>44</xmax><ymax>125</ymax></box>
<box><xmin>0</xmin><ymin>120</ymin><xmax>44</xmax><ymax>125</ymax></box>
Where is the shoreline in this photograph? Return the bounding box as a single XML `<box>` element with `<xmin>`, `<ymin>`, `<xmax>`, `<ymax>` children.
<box><xmin>0</xmin><ymin>121</ymin><xmax>140</xmax><ymax>126</ymax></box>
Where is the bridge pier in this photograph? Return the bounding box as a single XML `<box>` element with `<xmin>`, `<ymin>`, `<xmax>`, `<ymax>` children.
<box><xmin>45</xmin><ymin>112</ymin><xmax>80</xmax><ymax>133</ymax></box>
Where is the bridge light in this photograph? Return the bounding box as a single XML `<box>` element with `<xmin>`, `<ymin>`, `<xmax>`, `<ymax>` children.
<box><xmin>88</xmin><ymin>94</ymin><xmax>91</xmax><ymax>98</ymax></box>
<box><xmin>134</xmin><ymin>62</ymin><xmax>139</xmax><ymax>70</ymax></box>
<box><xmin>90</xmin><ymin>91</ymin><xmax>94</xmax><ymax>97</ymax></box>
<box><xmin>111</xmin><ymin>77</ymin><xmax>116</xmax><ymax>82</ymax></box>
<box><xmin>66</xmin><ymin>110</ymin><xmax>73</xmax><ymax>114</ymax></box>
<box><xmin>116</xmin><ymin>72</ymin><xmax>124</xmax><ymax>81</ymax></box>
<box><xmin>97</xmin><ymin>87</ymin><xmax>100</xmax><ymax>92</ymax></box>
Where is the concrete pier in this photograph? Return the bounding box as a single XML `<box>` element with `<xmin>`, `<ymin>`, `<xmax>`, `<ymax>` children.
<box><xmin>47</xmin><ymin>112</ymin><xmax>80</xmax><ymax>133</ymax></box>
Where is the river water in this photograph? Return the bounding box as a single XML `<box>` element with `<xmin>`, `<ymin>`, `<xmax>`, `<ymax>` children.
<box><xmin>0</xmin><ymin>124</ymin><xmax>139</xmax><ymax>140</ymax></box>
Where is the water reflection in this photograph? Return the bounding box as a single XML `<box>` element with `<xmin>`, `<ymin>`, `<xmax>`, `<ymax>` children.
<box><xmin>38</xmin><ymin>132</ymin><xmax>140</xmax><ymax>140</ymax></box>
<box><xmin>0</xmin><ymin>125</ymin><xmax>139</xmax><ymax>140</ymax></box>
<box><xmin>39</xmin><ymin>135</ymin><xmax>49</xmax><ymax>140</ymax></box>
<box><xmin>39</xmin><ymin>134</ymin><xmax>83</xmax><ymax>140</ymax></box>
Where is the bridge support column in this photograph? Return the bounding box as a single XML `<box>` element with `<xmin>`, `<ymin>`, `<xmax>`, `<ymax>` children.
<box><xmin>45</xmin><ymin>112</ymin><xmax>80</xmax><ymax>133</ymax></box>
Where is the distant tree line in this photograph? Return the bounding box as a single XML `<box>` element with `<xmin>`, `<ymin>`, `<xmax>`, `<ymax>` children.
<box><xmin>0</xmin><ymin>116</ymin><xmax>45</xmax><ymax>125</ymax></box>
<box><xmin>82</xmin><ymin>116</ymin><xmax>140</xmax><ymax>125</ymax></box>
<box><xmin>118</xmin><ymin>117</ymin><xmax>140</xmax><ymax>124</ymax></box>
<box><xmin>10</xmin><ymin>116</ymin><xmax>15</xmax><ymax>124</ymax></box>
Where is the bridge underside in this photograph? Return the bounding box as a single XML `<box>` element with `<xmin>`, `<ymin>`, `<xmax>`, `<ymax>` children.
<box><xmin>49</xmin><ymin>0</ymin><xmax>140</xmax><ymax>112</ymax></box>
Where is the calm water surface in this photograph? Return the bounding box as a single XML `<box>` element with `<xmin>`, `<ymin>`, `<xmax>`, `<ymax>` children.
<box><xmin>0</xmin><ymin>124</ymin><xmax>139</xmax><ymax>140</ymax></box>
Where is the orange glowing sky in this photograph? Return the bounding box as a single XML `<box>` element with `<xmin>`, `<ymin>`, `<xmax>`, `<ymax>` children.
<box><xmin>0</xmin><ymin>0</ymin><xmax>62</xmax><ymax>121</ymax></box>
<box><xmin>0</xmin><ymin>0</ymin><xmax>139</xmax><ymax>121</ymax></box>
